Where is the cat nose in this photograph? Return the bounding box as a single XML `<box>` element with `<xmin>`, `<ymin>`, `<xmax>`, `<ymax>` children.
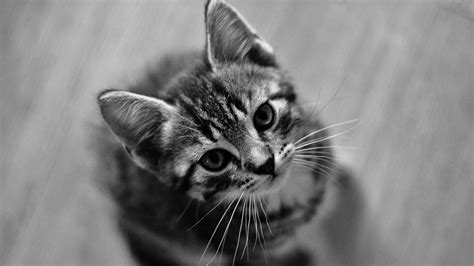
<box><xmin>253</xmin><ymin>157</ymin><xmax>275</xmax><ymax>176</ymax></box>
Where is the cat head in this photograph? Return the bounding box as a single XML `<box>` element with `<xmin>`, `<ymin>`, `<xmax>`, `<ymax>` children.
<box><xmin>98</xmin><ymin>0</ymin><xmax>302</xmax><ymax>201</ymax></box>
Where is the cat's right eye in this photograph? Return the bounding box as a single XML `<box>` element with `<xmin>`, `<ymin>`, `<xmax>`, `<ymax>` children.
<box><xmin>253</xmin><ymin>102</ymin><xmax>275</xmax><ymax>131</ymax></box>
<box><xmin>199</xmin><ymin>149</ymin><xmax>231</xmax><ymax>172</ymax></box>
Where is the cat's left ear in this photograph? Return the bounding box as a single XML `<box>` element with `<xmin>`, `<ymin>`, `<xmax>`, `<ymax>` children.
<box><xmin>97</xmin><ymin>90</ymin><xmax>176</xmax><ymax>169</ymax></box>
<box><xmin>205</xmin><ymin>0</ymin><xmax>277</xmax><ymax>70</ymax></box>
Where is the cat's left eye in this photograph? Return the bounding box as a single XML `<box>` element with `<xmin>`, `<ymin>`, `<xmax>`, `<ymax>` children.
<box><xmin>253</xmin><ymin>102</ymin><xmax>275</xmax><ymax>131</ymax></box>
<box><xmin>199</xmin><ymin>149</ymin><xmax>231</xmax><ymax>172</ymax></box>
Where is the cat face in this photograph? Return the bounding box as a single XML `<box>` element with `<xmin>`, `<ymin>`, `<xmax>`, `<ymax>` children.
<box><xmin>163</xmin><ymin>64</ymin><xmax>302</xmax><ymax>200</ymax></box>
<box><xmin>98</xmin><ymin>0</ymin><xmax>302</xmax><ymax>201</ymax></box>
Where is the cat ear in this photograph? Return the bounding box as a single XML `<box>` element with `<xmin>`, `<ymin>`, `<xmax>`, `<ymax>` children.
<box><xmin>204</xmin><ymin>0</ymin><xmax>277</xmax><ymax>69</ymax></box>
<box><xmin>97</xmin><ymin>90</ymin><xmax>176</xmax><ymax>168</ymax></box>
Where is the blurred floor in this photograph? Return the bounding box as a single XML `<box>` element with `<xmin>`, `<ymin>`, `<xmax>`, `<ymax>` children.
<box><xmin>0</xmin><ymin>0</ymin><xmax>472</xmax><ymax>265</ymax></box>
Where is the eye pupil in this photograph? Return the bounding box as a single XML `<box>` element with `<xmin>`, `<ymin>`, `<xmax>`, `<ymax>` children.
<box><xmin>200</xmin><ymin>149</ymin><xmax>229</xmax><ymax>171</ymax></box>
<box><xmin>208</xmin><ymin>151</ymin><xmax>221</xmax><ymax>165</ymax></box>
<box><xmin>253</xmin><ymin>103</ymin><xmax>274</xmax><ymax>131</ymax></box>
<box><xmin>257</xmin><ymin>110</ymin><xmax>268</xmax><ymax>121</ymax></box>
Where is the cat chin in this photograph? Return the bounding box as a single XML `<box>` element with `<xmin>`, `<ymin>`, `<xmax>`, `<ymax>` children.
<box><xmin>210</xmin><ymin>164</ymin><xmax>293</xmax><ymax>201</ymax></box>
<box><xmin>218</xmin><ymin>172</ymin><xmax>288</xmax><ymax>201</ymax></box>
<box><xmin>248</xmin><ymin>170</ymin><xmax>290</xmax><ymax>197</ymax></box>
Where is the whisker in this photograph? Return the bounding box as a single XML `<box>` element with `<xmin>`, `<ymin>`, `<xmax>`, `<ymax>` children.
<box><xmin>176</xmin><ymin>198</ymin><xmax>193</xmax><ymax>222</ymax></box>
<box><xmin>241</xmin><ymin>194</ymin><xmax>252</xmax><ymax>260</ymax></box>
<box><xmin>199</xmin><ymin>196</ymin><xmax>237</xmax><ymax>266</ymax></box>
<box><xmin>207</xmin><ymin>192</ymin><xmax>244</xmax><ymax>266</ymax></box>
<box><xmin>294</xmin><ymin>154</ymin><xmax>334</xmax><ymax>161</ymax></box>
<box><xmin>255</xmin><ymin>197</ymin><xmax>269</xmax><ymax>266</ymax></box>
<box><xmin>299</xmin><ymin>101</ymin><xmax>320</xmax><ymax>108</ymax></box>
<box><xmin>292</xmin><ymin>159</ymin><xmax>336</xmax><ymax>173</ymax></box>
<box><xmin>258</xmin><ymin>196</ymin><xmax>273</xmax><ymax>236</ymax></box>
<box><xmin>187</xmin><ymin>196</ymin><xmax>227</xmax><ymax>231</ymax></box>
<box><xmin>250</xmin><ymin>196</ymin><xmax>259</xmax><ymax>251</ymax></box>
<box><xmin>218</xmin><ymin>195</ymin><xmax>244</xmax><ymax>266</ymax></box>
<box><xmin>292</xmin><ymin>159</ymin><xmax>340</xmax><ymax>185</ymax></box>
<box><xmin>293</xmin><ymin>157</ymin><xmax>338</xmax><ymax>169</ymax></box>
<box><xmin>291</xmin><ymin>74</ymin><xmax>348</xmax><ymax>144</ymax></box>
<box><xmin>292</xmin><ymin>160</ymin><xmax>319</xmax><ymax>169</ymax></box>
<box><xmin>250</xmin><ymin>197</ymin><xmax>258</xmax><ymax>252</ymax></box>
<box><xmin>311</xmin><ymin>164</ymin><xmax>340</xmax><ymax>186</ymax></box>
<box><xmin>195</xmin><ymin>201</ymin><xmax>200</xmax><ymax>221</ymax></box>
<box><xmin>295</xmin><ymin>145</ymin><xmax>356</xmax><ymax>153</ymax></box>
<box><xmin>295</xmin><ymin>123</ymin><xmax>360</xmax><ymax>150</ymax></box>
<box><xmin>292</xmin><ymin>163</ymin><xmax>315</xmax><ymax>172</ymax></box>
<box><xmin>293</xmin><ymin>157</ymin><xmax>338</xmax><ymax>174</ymax></box>
<box><xmin>314</xmin><ymin>73</ymin><xmax>348</xmax><ymax>117</ymax></box>
<box><xmin>292</xmin><ymin>162</ymin><xmax>337</xmax><ymax>185</ymax></box>
<box><xmin>255</xmin><ymin>198</ymin><xmax>265</xmax><ymax>243</ymax></box>
<box><xmin>294</xmin><ymin>151</ymin><xmax>335</xmax><ymax>157</ymax></box>
<box><xmin>294</xmin><ymin>119</ymin><xmax>359</xmax><ymax>146</ymax></box>
<box><xmin>288</xmin><ymin>85</ymin><xmax>323</xmax><ymax>143</ymax></box>
<box><xmin>252</xmin><ymin>196</ymin><xmax>260</xmax><ymax>251</ymax></box>
<box><xmin>232</xmin><ymin>196</ymin><xmax>247</xmax><ymax>266</ymax></box>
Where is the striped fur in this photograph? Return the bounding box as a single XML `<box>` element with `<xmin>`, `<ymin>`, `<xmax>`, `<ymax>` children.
<box><xmin>97</xmin><ymin>1</ymin><xmax>334</xmax><ymax>265</ymax></box>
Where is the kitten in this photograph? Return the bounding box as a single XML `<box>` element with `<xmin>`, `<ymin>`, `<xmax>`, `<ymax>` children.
<box><xmin>97</xmin><ymin>0</ymin><xmax>336</xmax><ymax>265</ymax></box>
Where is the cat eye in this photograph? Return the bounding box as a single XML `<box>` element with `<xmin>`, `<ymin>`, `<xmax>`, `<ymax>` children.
<box><xmin>253</xmin><ymin>102</ymin><xmax>275</xmax><ymax>131</ymax></box>
<box><xmin>199</xmin><ymin>149</ymin><xmax>231</xmax><ymax>172</ymax></box>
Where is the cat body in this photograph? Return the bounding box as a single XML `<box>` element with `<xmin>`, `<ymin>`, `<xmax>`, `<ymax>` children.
<box><xmin>98</xmin><ymin>1</ymin><xmax>335</xmax><ymax>265</ymax></box>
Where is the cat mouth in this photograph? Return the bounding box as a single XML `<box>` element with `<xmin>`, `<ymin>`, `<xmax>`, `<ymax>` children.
<box><xmin>246</xmin><ymin>171</ymin><xmax>287</xmax><ymax>194</ymax></box>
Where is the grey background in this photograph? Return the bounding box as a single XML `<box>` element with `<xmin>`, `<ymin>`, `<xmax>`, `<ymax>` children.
<box><xmin>0</xmin><ymin>0</ymin><xmax>472</xmax><ymax>265</ymax></box>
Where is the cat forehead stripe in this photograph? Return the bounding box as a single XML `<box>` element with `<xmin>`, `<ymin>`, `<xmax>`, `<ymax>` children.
<box><xmin>231</xmin><ymin>104</ymin><xmax>246</xmax><ymax>120</ymax></box>
<box><xmin>210</xmin><ymin>125</ymin><xmax>222</xmax><ymax>140</ymax></box>
<box><xmin>216</xmin><ymin>95</ymin><xmax>239</xmax><ymax>122</ymax></box>
<box><xmin>211</xmin><ymin>80</ymin><xmax>248</xmax><ymax>114</ymax></box>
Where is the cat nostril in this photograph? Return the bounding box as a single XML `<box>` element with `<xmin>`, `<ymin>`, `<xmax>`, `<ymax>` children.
<box><xmin>279</xmin><ymin>143</ymin><xmax>288</xmax><ymax>154</ymax></box>
<box><xmin>255</xmin><ymin>157</ymin><xmax>275</xmax><ymax>176</ymax></box>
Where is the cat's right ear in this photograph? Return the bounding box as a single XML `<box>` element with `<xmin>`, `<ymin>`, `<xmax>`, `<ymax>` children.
<box><xmin>97</xmin><ymin>90</ymin><xmax>176</xmax><ymax>168</ymax></box>
<box><xmin>204</xmin><ymin>0</ymin><xmax>277</xmax><ymax>70</ymax></box>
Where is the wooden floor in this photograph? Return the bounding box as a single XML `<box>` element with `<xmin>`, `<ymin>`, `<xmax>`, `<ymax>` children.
<box><xmin>0</xmin><ymin>0</ymin><xmax>472</xmax><ymax>265</ymax></box>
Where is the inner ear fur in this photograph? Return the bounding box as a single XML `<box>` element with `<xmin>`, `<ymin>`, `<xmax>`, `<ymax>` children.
<box><xmin>204</xmin><ymin>0</ymin><xmax>277</xmax><ymax>69</ymax></box>
<box><xmin>97</xmin><ymin>90</ymin><xmax>176</xmax><ymax>168</ymax></box>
